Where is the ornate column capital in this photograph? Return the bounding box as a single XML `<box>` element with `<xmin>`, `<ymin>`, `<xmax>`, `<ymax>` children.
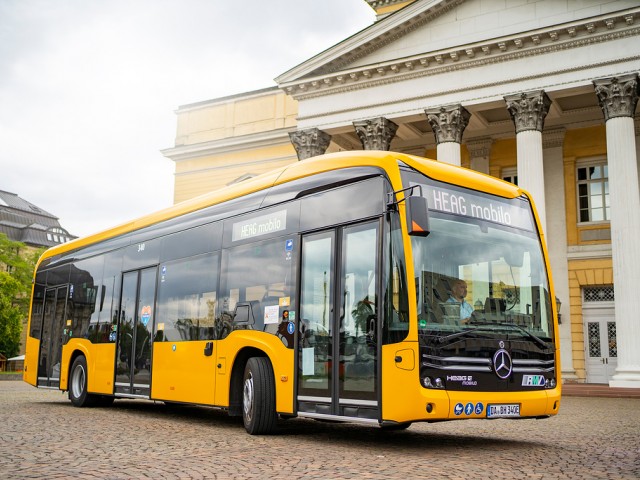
<box><xmin>353</xmin><ymin>117</ymin><xmax>398</xmax><ymax>151</ymax></box>
<box><xmin>289</xmin><ymin>128</ymin><xmax>332</xmax><ymax>161</ymax></box>
<box><xmin>425</xmin><ymin>104</ymin><xmax>471</xmax><ymax>144</ymax></box>
<box><xmin>504</xmin><ymin>90</ymin><xmax>551</xmax><ymax>133</ymax></box>
<box><xmin>593</xmin><ymin>74</ymin><xmax>640</xmax><ymax>121</ymax></box>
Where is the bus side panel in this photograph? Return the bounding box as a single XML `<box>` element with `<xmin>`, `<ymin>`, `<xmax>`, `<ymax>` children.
<box><xmin>381</xmin><ymin>342</ymin><xmax>450</xmax><ymax>423</ymax></box>
<box><xmin>60</xmin><ymin>340</ymin><xmax>89</xmax><ymax>391</ymax></box>
<box><xmin>23</xmin><ymin>336</ymin><xmax>40</xmax><ymax>386</ymax></box>
<box><xmin>215</xmin><ymin>332</ymin><xmax>294</xmax><ymax>414</ymax></box>
<box><xmin>89</xmin><ymin>343</ymin><xmax>116</xmax><ymax>395</ymax></box>
<box><xmin>60</xmin><ymin>340</ymin><xmax>115</xmax><ymax>395</ymax></box>
<box><xmin>151</xmin><ymin>341</ymin><xmax>216</xmax><ymax>405</ymax></box>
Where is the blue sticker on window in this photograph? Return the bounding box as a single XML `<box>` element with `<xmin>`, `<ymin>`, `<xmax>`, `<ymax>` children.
<box><xmin>287</xmin><ymin>321</ymin><xmax>295</xmax><ymax>335</ymax></box>
<box><xmin>285</xmin><ymin>239</ymin><xmax>293</xmax><ymax>251</ymax></box>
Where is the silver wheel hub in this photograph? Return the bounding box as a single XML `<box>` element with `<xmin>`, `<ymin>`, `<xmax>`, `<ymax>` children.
<box><xmin>71</xmin><ymin>364</ymin><xmax>85</xmax><ymax>399</ymax></box>
<box><xmin>243</xmin><ymin>373</ymin><xmax>254</xmax><ymax>422</ymax></box>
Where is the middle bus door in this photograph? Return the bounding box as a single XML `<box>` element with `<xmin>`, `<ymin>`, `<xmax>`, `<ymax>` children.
<box><xmin>297</xmin><ymin>220</ymin><xmax>380</xmax><ymax>421</ymax></box>
<box><xmin>115</xmin><ymin>267</ymin><xmax>157</xmax><ymax>397</ymax></box>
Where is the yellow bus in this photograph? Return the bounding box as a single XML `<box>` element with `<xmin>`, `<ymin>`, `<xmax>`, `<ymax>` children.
<box><xmin>24</xmin><ymin>151</ymin><xmax>561</xmax><ymax>434</ymax></box>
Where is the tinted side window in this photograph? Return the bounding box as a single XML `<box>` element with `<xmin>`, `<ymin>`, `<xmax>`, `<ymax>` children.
<box><xmin>66</xmin><ymin>256</ymin><xmax>104</xmax><ymax>343</ymax></box>
<box><xmin>300</xmin><ymin>177</ymin><xmax>385</xmax><ymax>231</ymax></box>
<box><xmin>156</xmin><ymin>253</ymin><xmax>219</xmax><ymax>342</ymax></box>
<box><xmin>29</xmin><ymin>270</ymin><xmax>47</xmax><ymax>339</ymax></box>
<box><xmin>220</xmin><ymin>237</ymin><xmax>298</xmax><ymax>348</ymax></box>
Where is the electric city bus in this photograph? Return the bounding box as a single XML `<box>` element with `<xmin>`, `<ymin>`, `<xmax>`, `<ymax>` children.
<box><xmin>24</xmin><ymin>151</ymin><xmax>561</xmax><ymax>434</ymax></box>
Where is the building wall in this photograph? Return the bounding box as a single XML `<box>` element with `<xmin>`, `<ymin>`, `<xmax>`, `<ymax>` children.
<box><xmin>167</xmin><ymin>89</ymin><xmax>299</xmax><ymax>203</ymax></box>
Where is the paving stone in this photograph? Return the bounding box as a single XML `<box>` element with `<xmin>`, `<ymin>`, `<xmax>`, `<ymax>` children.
<box><xmin>1</xmin><ymin>381</ymin><xmax>639</xmax><ymax>479</ymax></box>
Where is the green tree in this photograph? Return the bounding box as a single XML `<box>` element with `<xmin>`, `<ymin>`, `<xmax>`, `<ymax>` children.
<box><xmin>0</xmin><ymin>233</ymin><xmax>43</xmax><ymax>358</ymax></box>
<box><xmin>0</xmin><ymin>272</ymin><xmax>23</xmax><ymax>358</ymax></box>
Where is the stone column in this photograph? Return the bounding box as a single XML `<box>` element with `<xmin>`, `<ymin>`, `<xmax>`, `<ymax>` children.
<box><xmin>593</xmin><ymin>74</ymin><xmax>640</xmax><ymax>388</ymax></box>
<box><xmin>633</xmin><ymin>117</ymin><xmax>640</xmax><ymax>193</ymax></box>
<box><xmin>466</xmin><ymin>137</ymin><xmax>492</xmax><ymax>174</ymax></box>
<box><xmin>542</xmin><ymin>127</ymin><xmax>576</xmax><ymax>381</ymax></box>
<box><xmin>353</xmin><ymin>117</ymin><xmax>398</xmax><ymax>151</ymax></box>
<box><xmin>289</xmin><ymin>128</ymin><xmax>332</xmax><ymax>161</ymax></box>
<box><xmin>504</xmin><ymin>90</ymin><xmax>551</xmax><ymax>233</ymax></box>
<box><xmin>425</xmin><ymin>105</ymin><xmax>471</xmax><ymax>166</ymax></box>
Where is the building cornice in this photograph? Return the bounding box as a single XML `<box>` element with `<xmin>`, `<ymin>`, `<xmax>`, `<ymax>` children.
<box><xmin>161</xmin><ymin>128</ymin><xmax>295</xmax><ymax>162</ymax></box>
<box><xmin>279</xmin><ymin>10</ymin><xmax>640</xmax><ymax>102</ymax></box>
<box><xmin>295</xmin><ymin>56</ymin><xmax>640</xmax><ymax>127</ymax></box>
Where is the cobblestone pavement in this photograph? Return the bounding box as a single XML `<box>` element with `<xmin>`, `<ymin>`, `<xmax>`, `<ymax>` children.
<box><xmin>2</xmin><ymin>381</ymin><xmax>639</xmax><ymax>479</ymax></box>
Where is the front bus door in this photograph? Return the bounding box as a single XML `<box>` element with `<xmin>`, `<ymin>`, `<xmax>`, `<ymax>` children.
<box><xmin>115</xmin><ymin>267</ymin><xmax>157</xmax><ymax>397</ymax></box>
<box><xmin>297</xmin><ymin>221</ymin><xmax>380</xmax><ymax>422</ymax></box>
<box><xmin>37</xmin><ymin>286</ymin><xmax>68</xmax><ymax>388</ymax></box>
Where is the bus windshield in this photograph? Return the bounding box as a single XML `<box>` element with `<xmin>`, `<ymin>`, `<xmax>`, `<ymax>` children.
<box><xmin>406</xmin><ymin>174</ymin><xmax>553</xmax><ymax>344</ymax></box>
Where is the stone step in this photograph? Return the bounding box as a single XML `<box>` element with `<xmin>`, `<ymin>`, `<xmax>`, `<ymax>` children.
<box><xmin>562</xmin><ymin>383</ymin><xmax>640</xmax><ymax>398</ymax></box>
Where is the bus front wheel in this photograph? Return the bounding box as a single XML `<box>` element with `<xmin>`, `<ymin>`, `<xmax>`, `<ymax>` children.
<box><xmin>242</xmin><ymin>357</ymin><xmax>277</xmax><ymax>435</ymax></box>
<box><xmin>69</xmin><ymin>356</ymin><xmax>97</xmax><ymax>408</ymax></box>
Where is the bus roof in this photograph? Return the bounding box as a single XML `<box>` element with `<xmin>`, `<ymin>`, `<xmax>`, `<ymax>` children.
<box><xmin>39</xmin><ymin>151</ymin><xmax>523</xmax><ymax>262</ymax></box>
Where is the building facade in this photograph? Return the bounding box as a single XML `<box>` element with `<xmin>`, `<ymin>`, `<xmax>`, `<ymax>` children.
<box><xmin>163</xmin><ymin>0</ymin><xmax>640</xmax><ymax>387</ymax></box>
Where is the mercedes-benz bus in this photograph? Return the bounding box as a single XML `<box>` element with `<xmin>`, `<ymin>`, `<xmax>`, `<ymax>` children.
<box><xmin>24</xmin><ymin>151</ymin><xmax>561</xmax><ymax>434</ymax></box>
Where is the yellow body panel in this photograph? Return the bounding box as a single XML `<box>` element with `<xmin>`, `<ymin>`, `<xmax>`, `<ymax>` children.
<box><xmin>152</xmin><ymin>341</ymin><xmax>216</xmax><ymax>405</ymax></box>
<box><xmin>214</xmin><ymin>331</ymin><xmax>294</xmax><ymax>414</ymax></box>
<box><xmin>59</xmin><ymin>340</ymin><xmax>115</xmax><ymax>394</ymax></box>
<box><xmin>23</xmin><ymin>336</ymin><xmax>40</xmax><ymax>386</ymax></box>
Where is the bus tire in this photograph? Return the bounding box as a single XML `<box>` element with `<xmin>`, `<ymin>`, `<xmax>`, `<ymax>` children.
<box><xmin>242</xmin><ymin>357</ymin><xmax>277</xmax><ymax>435</ymax></box>
<box><xmin>68</xmin><ymin>356</ymin><xmax>97</xmax><ymax>407</ymax></box>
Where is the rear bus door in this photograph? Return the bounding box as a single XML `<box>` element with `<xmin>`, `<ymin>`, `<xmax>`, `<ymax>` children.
<box><xmin>37</xmin><ymin>286</ymin><xmax>68</xmax><ymax>388</ymax></box>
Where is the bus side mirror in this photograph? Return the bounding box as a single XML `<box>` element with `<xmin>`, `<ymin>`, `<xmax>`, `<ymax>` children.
<box><xmin>406</xmin><ymin>195</ymin><xmax>430</xmax><ymax>237</ymax></box>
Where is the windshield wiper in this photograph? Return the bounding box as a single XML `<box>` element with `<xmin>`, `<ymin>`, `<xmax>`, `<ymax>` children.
<box><xmin>435</xmin><ymin>328</ymin><xmax>483</xmax><ymax>344</ymax></box>
<box><xmin>469</xmin><ymin>321</ymin><xmax>550</xmax><ymax>349</ymax></box>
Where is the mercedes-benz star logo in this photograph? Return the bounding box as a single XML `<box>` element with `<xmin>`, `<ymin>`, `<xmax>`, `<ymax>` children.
<box><xmin>493</xmin><ymin>349</ymin><xmax>513</xmax><ymax>380</ymax></box>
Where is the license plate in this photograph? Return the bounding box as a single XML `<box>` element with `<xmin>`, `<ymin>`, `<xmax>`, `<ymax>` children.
<box><xmin>487</xmin><ymin>404</ymin><xmax>520</xmax><ymax>418</ymax></box>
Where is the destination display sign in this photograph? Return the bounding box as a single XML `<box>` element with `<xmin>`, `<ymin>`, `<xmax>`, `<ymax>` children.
<box><xmin>232</xmin><ymin>209</ymin><xmax>287</xmax><ymax>241</ymax></box>
<box><xmin>415</xmin><ymin>183</ymin><xmax>535</xmax><ymax>231</ymax></box>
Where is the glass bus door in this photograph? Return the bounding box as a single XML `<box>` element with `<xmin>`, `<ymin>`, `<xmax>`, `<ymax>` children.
<box><xmin>37</xmin><ymin>286</ymin><xmax>68</xmax><ymax>388</ymax></box>
<box><xmin>115</xmin><ymin>267</ymin><xmax>157</xmax><ymax>397</ymax></box>
<box><xmin>297</xmin><ymin>221</ymin><xmax>379</xmax><ymax>420</ymax></box>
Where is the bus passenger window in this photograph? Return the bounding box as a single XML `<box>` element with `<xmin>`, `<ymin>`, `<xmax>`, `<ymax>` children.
<box><xmin>156</xmin><ymin>253</ymin><xmax>218</xmax><ymax>342</ymax></box>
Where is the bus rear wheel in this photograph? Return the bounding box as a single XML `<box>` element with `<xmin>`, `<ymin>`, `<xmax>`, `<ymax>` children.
<box><xmin>242</xmin><ymin>357</ymin><xmax>277</xmax><ymax>435</ymax></box>
<box><xmin>69</xmin><ymin>356</ymin><xmax>97</xmax><ymax>407</ymax></box>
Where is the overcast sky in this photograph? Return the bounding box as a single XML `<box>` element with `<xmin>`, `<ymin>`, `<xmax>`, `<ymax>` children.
<box><xmin>0</xmin><ymin>0</ymin><xmax>374</xmax><ymax>238</ymax></box>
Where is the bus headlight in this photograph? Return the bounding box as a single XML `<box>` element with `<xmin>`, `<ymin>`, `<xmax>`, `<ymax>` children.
<box><xmin>422</xmin><ymin>376</ymin><xmax>445</xmax><ymax>389</ymax></box>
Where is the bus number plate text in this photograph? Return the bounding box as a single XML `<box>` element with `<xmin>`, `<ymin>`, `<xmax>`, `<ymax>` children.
<box><xmin>487</xmin><ymin>404</ymin><xmax>520</xmax><ymax>418</ymax></box>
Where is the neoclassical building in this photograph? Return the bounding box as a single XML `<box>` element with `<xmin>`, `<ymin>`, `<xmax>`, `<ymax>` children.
<box><xmin>162</xmin><ymin>0</ymin><xmax>640</xmax><ymax>387</ymax></box>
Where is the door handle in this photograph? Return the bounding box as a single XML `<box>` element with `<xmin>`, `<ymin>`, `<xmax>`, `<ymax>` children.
<box><xmin>204</xmin><ymin>342</ymin><xmax>213</xmax><ymax>356</ymax></box>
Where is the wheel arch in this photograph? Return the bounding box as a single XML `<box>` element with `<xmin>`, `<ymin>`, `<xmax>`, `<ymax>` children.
<box><xmin>62</xmin><ymin>344</ymin><xmax>90</xmax><ymax>391</ymax></box>
<box><xmin>228</xmin><ymin>346</ymin><xmax>269</xmax><ymax>416</ymax></box>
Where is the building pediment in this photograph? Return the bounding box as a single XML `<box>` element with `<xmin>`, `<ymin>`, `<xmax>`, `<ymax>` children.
<box><xmin>276</xmin><ymin>0</ymin><xmax>640</xmax><ymax>101</ymax></box>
